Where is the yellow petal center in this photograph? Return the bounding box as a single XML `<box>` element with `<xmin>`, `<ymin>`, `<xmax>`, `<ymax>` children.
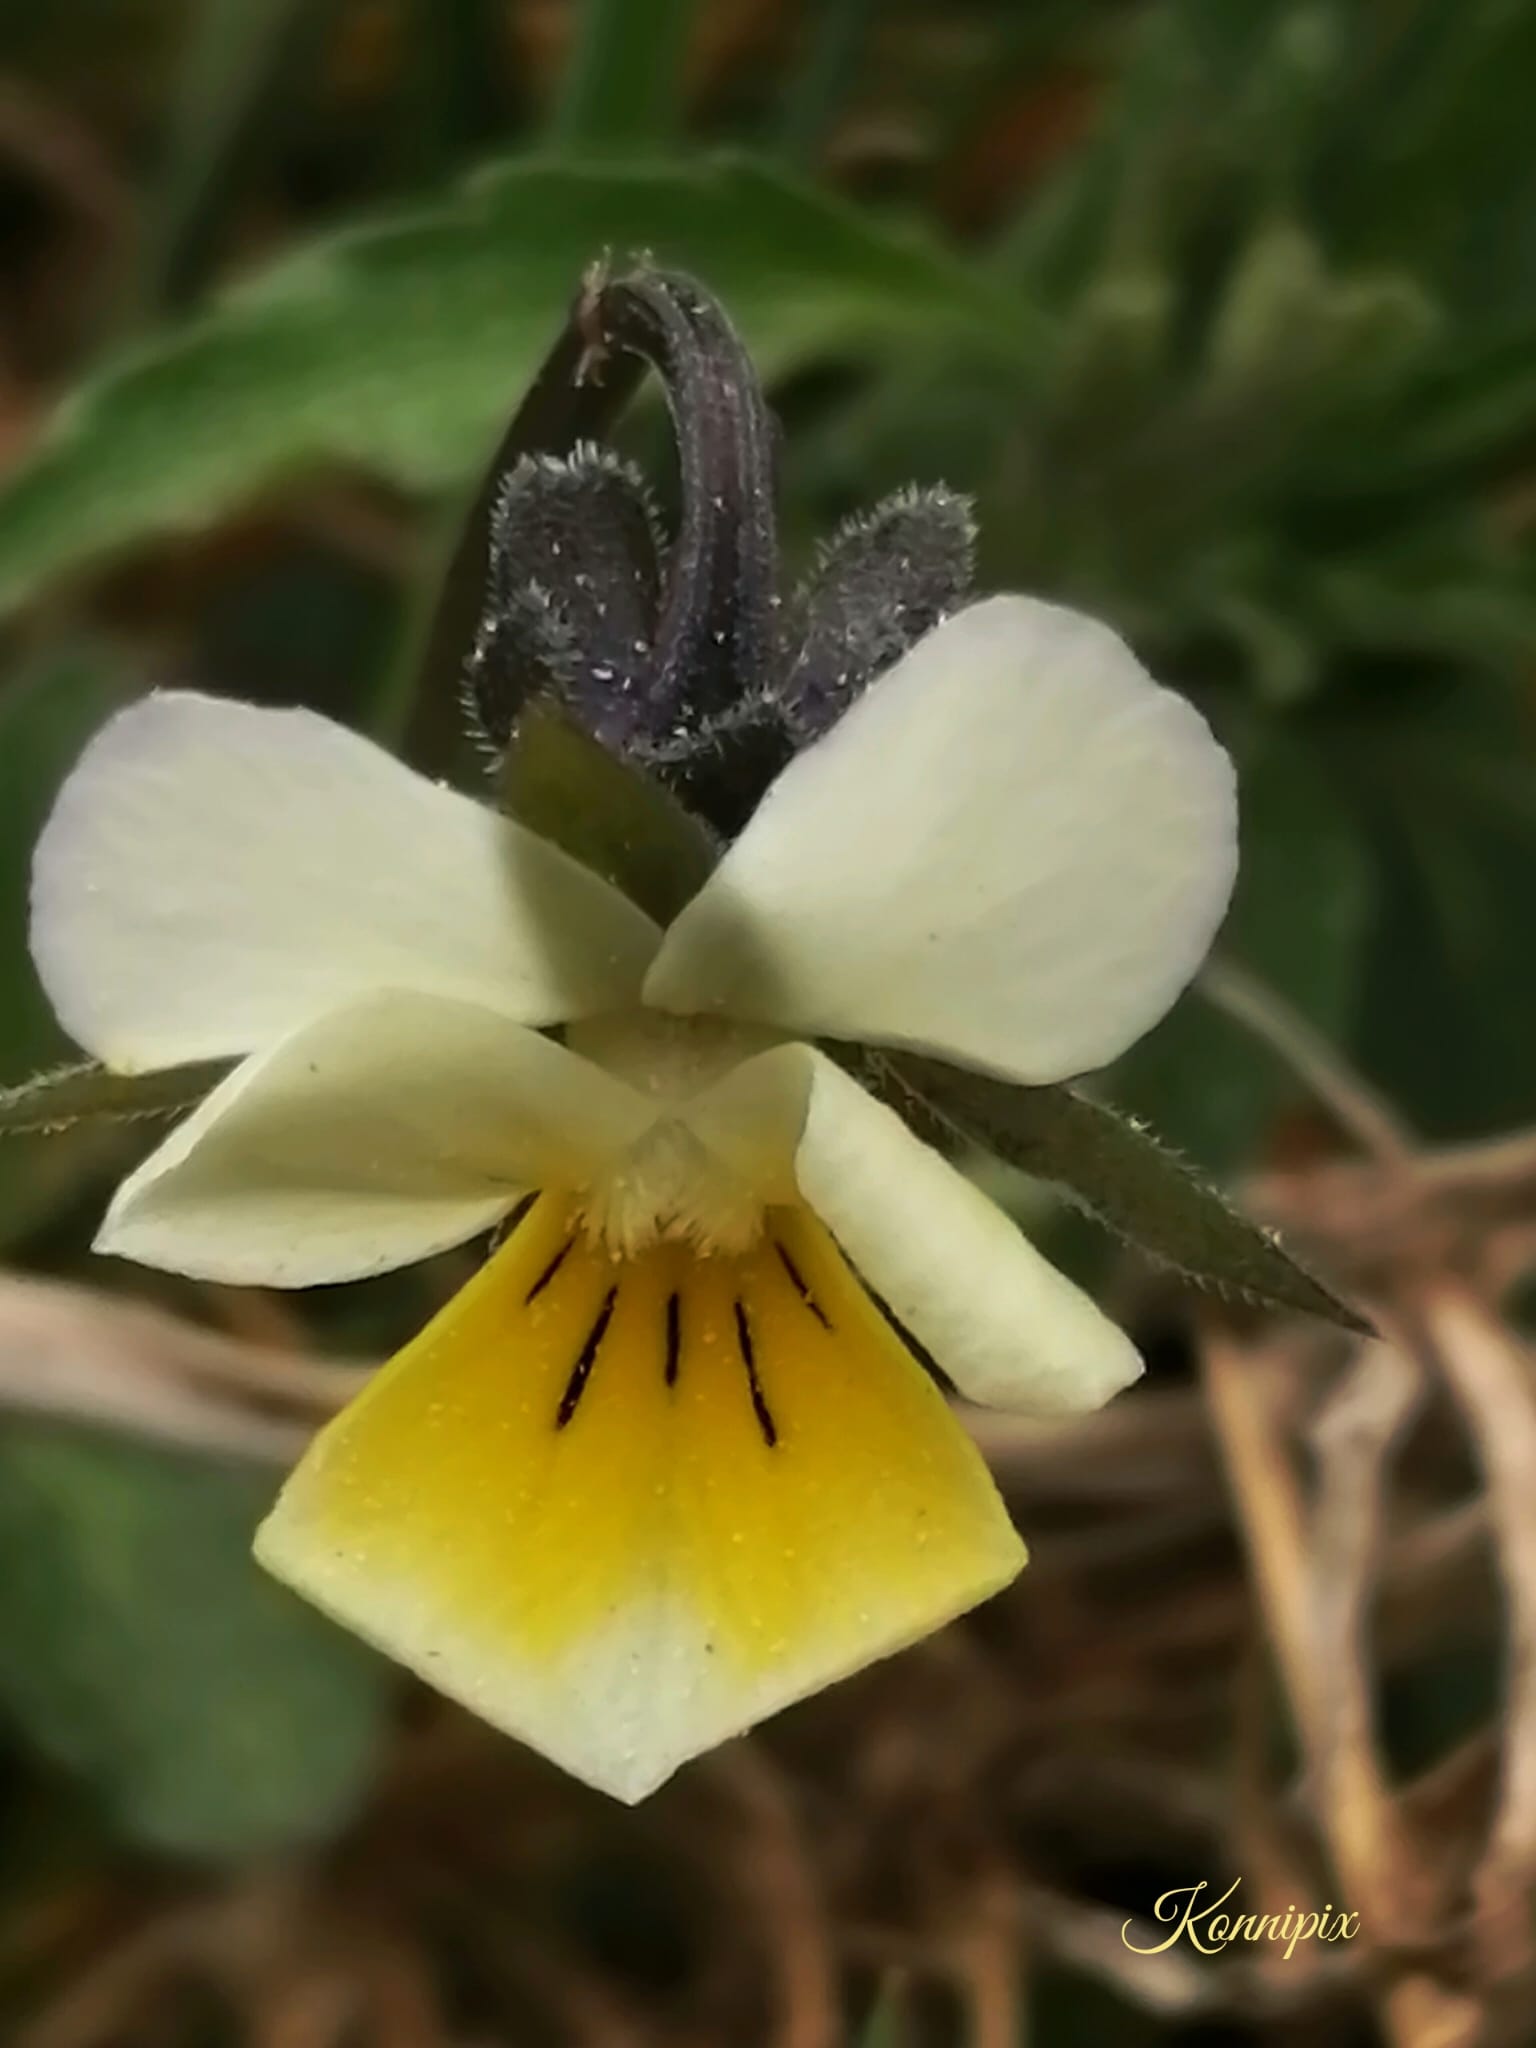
<box><xmin>256</xmin><ymin>1193</ymin><xmax>1023</xmax><ymax>1799</ymax></box>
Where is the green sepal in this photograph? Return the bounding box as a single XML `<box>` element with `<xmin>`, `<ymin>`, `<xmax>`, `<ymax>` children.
<box><xmin>883</xmin><ymin>1051</ymin><xmax>1368</xmax><ymax>1334</ymax></box>
<box><xmin>496</xmin><ymin>703</ymin><xmax>717</xmax><ymax>925</ymax></box>
<box><xmin>0</xmin><ymin>1058</ymin><xmax>232</xmax><ymax>1139</ymax></box>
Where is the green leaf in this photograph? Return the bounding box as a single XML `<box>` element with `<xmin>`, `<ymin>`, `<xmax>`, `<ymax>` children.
<box><xmin>0</xmin><ymin>1059</ymin><xmax>232</xmax><ymax>1139</ymax></box>
<box><xmin>551</xmin><ymin>0</ymin><xmax>699</xmax><ymax>152</ymax></box>
<box><xmin>857</xmin><ymin>1979</ymin><xmax>909</xmax><ymax>2048</ymax></box>
<box><xmin>774</xmin><ymin>0</ymin><xmax>878</xmax><ymax>167</ymax></box>
<box><xmin>0</xmin><ymin>646</ymin><xmax>125</xmax><ymax>1071</ymax></box>
<box><xmin>0</xmin><ymin>647</ymin><xmax>239</xmax><ymax>1246</ymax></box>
<box><xmin>0</xmin><ymin>1427</ymin><xmax>393</xmax><ymax>1858</ymax></box>
<box><xmin>1346</xmin><ymin>674</ymin><xmax>1536</xmax><ymax>1136</ymax></box>
<box><xmin>886</xmin><ymin>1053</ymin><xmax>1365</xmax><ymax>1332</ymax></box>
<box><xmin>395</xmin><ymin>0</ymin><xmax>513</xmax><ymax>185</ymax></box>
<box><xmin>0</xmin><ymin>646</ymin><xmax>134</xmax><ymax>1245</ymax></box>
<box><xmin>1111</xmin><ymin>729</ymin><xmax>1373</xmax><ymax>1174</ymax></box>
<box><xmin>138</xmin><ymin>0</ymin><xmax>337</xmax><ymax>313</ymax></box>
<box><xmin>1322</xmin><ymin>0</ymin><xmax>1536</xmax><ymax>317</ymax></box>
<box><xmin>498</xmin><ymin>705</ymin><xmax>716</xmax><ymax>923</ymax></box>
<box><xmin>0</xmin><ymin>157</ymin><xmax>1018</xmax><ymax>618</ymax></box>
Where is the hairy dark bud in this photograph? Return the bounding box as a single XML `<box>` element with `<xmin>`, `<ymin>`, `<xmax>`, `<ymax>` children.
<box><xmin>455</xmin><ymin>267</ymin><xmax>973</xmax><ymax>838</ymax></box>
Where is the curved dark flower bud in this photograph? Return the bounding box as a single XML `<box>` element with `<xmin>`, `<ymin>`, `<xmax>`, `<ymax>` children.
<box><xmin>775</xmin><ymin>485</ymin><xmax>976</xmax><ymax>742</ymax></box>
<box><xmin>465</xmin><ymin>443</ymin><xmax>663</xmax><ymax>754</ymax></box>
<box><xmin>641</xmin><ymin>693</ymin><xmax>795</xmax><ymax>840</ymax></box>
<box><xmin>446</xmin><ymin>267</ymin><xmax>971</xmax><ymax>839</ymax></box>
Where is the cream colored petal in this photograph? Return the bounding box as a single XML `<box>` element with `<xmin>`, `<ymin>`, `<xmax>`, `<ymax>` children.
<box><xmin>98</xmin><ymin>990</ymin><xmax>655</xmax><ymax>1286</ymax></box>
<box><xmin>646</xmin><ymin>596</ymin><xmax>1236</xmax><ymax>1085</ymax></box>
<box><xmin>688</xmin><ymin>1045</ymin><xmax>1141</xmax><ymax>1415</ymax></box>
<box><xmin>32</xmin><ymin>690</ymin><xmax>660</xmax><ymax>1070</ymax></box>
<box><xmin>257</xmin><ymin>1194</ymin><xmax>1022</xmax><ymax>1802</ymax></box>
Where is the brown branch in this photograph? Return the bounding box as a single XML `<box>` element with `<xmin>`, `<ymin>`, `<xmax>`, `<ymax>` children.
<box><xmin>14</xmin><ymin>1905</ymin><xmax>212</xmax><ymax>2048</ymax></box>
<box><xmin>944</xmin><ymin>1871</ymin><xmax>1023</xmax><ymax>2048</ymax></box>
<box><xmin>1305</xmin><ymin>1342</ymin><xmax>1434</xmax><ymax>1930</ymax></box>
<box><xmin>1408</xmin><ymin>1287</ymin><xmax>1536</xmax><ymax>1991</ymax></box>
<box><xmin>0</xmin><ymin>1272</ymin><xmax>332</xmax><ymax>1462</ymax></box>
<box><xmin>0</xmin><ymin>74</ymin><xmax>128</xmax><ymax>234</ymax></box>
<box><xmin>965</xmin><ymin>1385</ymin><xmax>1216</xmax><ymax>1501</ymax></box>
<box><xmin>1201</xmin><ymin>957</ymin><xmax>1414</xmax><ymax>1162</ymax></box>
<box><xmin>1253</xmin><ymin>1122</ymin><xmax>1536</xmax><ymax>1293</ymax></box>
<box><xmin>1408</xmin><ymin>1127</ymin><xmax>1536</xmax><ymax>1206</ymax></box>
<box><xmin>1201</xmin><ymin>1325</ymin><xmax>1478</xmax><ymax>2046</ymax></box>
<box><xmin>1200</xmin><ymin>1330</ymin><xmax>1324</xmax><ymax>1727</ymax></box>
<box><xmin>700</xmin><ymin>1746</ymin><xmax>841</xmax><ymax>2048</ymax></box>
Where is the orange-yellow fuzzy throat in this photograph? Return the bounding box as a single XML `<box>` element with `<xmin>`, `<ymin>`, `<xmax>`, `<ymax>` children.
<box><xmin>255</xmin><ymin>1193</ymin><xmax>1024</xmax><ymax>1800</ymax></box>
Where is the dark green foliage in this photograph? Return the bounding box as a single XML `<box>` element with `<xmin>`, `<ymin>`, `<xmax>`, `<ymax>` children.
<box><xmin>0</xmin><ymin>1429</ymin><xmax>392</xmax><ymax>1858</ymax></box>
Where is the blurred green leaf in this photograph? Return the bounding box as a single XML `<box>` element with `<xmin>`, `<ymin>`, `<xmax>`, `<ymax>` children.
<box><xmin>0</xmin><ymin>157</ymin><xmax>1018</xmax><ymax>618</ymax></box>
<box><xmin>946</xmin><ymin>0</ymin><xmax>1535</xmax><ymax>747</ymax></box>
<box><xmin>1112</xmin><ymin>728</ymin><xmax>1373</xmax><ymax>1173</ymax></box>
<box><xmin>499</xmin><ymin>706</ymin><xmax>715</xmax><ymax>924</ymax></box>
<box><xmin>1315</xmin><ymin>317</ymin><xmax>1536</xmax><ymax>503</ymax></box>
<box><xmin>857</xmin><ymin>1978</ymin><xmax>909</xmax><ymax>2048</ymax></box>
<box><xmin>139</xmin><ymin>0</ymin><xmax>336</xmax><ymax>313</ymax></box>
<box><xmin>1321</xmin><ymin>0</ymin><xmax>1536</xmax><ymax>316</ymax></box>
<box><xmin>889</xmin><ymin>1053</ymin><xmax>1363</xmax><ymax>1330</ymax></box>
<box><xmin>0</xmin><ymin>1427</ymin><xmax>392</xmax><ymax>1859</ymax></box>
<box><xmin>774</xmin><ymin>0</ymin><xmax>877</xmax><ymax>166</ymax></box>
<box><xmin>1380</xmin><ymin>1638</ymin><xmax>1502</xmax><ymax>1782</ymax></box>
<box><xmin>398</xmin><ymin>0</ymin><xmax>514</xmax><ymax>182</ymax></box>
<box><xmin>0</xmin><ymin>648</ymin><xmax>134</xmax><ymax>1246</ymax></box>
<box><xmin>1033</xmin><ymin>1962</ymin><xmax>1162</xmax><ymax>2048</ymax></box>
<box><xmin>551</xmin><ymin>0</ymin><xmax>699</xmax><ymax>152</ymax></box>
<box><xmin>1347</xmin><ymin>676</ymin><xmax>1536</xmax><ymax>1136</ymax></box>
<box><xmin>0</xmin><ymin>648</ymin><xmax>125</xmax><ymax>1072</ymax></box>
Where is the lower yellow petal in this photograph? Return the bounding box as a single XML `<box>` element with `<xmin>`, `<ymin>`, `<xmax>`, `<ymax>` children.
<box><xmin>255</xmin><ymin>1194</ymin><xmax>1024</xmax><ymax>1800</ymax></box>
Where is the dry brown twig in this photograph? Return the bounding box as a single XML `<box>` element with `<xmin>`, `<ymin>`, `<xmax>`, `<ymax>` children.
<box><xmin>697</xmin><ymin>1746</ymin><xmax>843</xmax><ymax>2048</ymax></box>
<box><xmin>1190</xmin><ymin>966</ymin><xmax>1536</xmax><ymax>2044</ymax></box>
<box><xmin>0</xmin><ymin>1272</ymin><xmax>337</xmax><ymax>1462</ymax></box>
<box><xmin>1305</xmin><ymin>1341</ymin><xmax>1433</xmax><ymax>1927</ymax></box>
<box><xmin>0</xmin><ymin>73</ymin><xmax>128</xmax><ymax>235</ymax></box>
<box><xmin>1201</xmin><ymin>957</ymin><xmax>1414</xmax><ymax>1164</ymax></box>
<box><xmin>1405</xmin><ymin>1288</ymin><xmax>1536</xmax><ymax>1997</ymax></box>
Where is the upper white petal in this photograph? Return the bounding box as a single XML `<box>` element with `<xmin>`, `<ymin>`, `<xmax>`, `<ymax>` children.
<box><xmin>31</xmin><ymin>691</ymin><xmax>660</xmax><ymax>1070</ymax></box>
<box><xmin>687</xmin><ymin>1044</ymin><xmax>1142</xmax><ymax>1416</ymax></box>
<box><xmin>98</xmin><ymin>988</ymin><xmax>655</xmax><ymax>1286</ymax></box>
<box><xmin>645</xmin><ymin>596</ymin><xmax>1237</xmax><ymax>1085</ymax></box>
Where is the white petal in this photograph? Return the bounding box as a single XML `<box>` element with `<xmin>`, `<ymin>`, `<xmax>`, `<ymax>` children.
<box><xmin>690</xmin><ymin>1045</ymin><xmax>1142</xmax><ymax>1415</ymax></box>
<box><xmin>32</xmin><ymin>691</ymin><xmax>660</xmax><ymax>1070</ymax></box>
<box><xmin>646</xmin><ymin>596</ymin><xmax>1237</xmax><ymax>1084</ymax></box>
<box><xmin>98</xmin><ymin>990</ymin><xmax>654</xmax><ymax>1286</ymax></box>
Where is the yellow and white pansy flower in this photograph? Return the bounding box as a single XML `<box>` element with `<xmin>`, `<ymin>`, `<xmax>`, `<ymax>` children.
<box><xmin>30</xmin><ymin>592</ymin><xmax>1236</xmax><ymax>1801</ymax></box>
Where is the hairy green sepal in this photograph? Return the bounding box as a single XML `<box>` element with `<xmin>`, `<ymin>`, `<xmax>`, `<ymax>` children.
<box><xmin>884</xmin><ymin>1051</ymin><xmax>1367</xmax><ymax>1332</ymax></box>
<box><xmin>0</xmin><ymin>1059</ymin><xmax>232</xmax><ymax>1139</ymax></box>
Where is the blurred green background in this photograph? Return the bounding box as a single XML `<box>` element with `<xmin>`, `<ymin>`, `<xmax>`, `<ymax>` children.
<box><xmin>0</xmin><ymin>2</ymin><xmax>1533</xmax><ymax>2043</ymax></box>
